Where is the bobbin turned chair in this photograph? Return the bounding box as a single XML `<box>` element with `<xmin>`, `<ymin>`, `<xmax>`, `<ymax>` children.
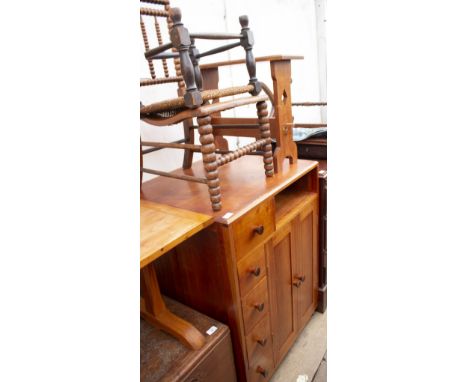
<box><xmin>140</xmin><ymin>1</ymin><xmax>274</xmax><ymax>212</ymax></box>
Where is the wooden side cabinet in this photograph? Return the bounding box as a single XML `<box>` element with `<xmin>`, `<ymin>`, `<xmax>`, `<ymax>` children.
<box><xmin>141</xmin><ymin>157</ymin><xmax>320</xmax><ymax>382</ymax></box>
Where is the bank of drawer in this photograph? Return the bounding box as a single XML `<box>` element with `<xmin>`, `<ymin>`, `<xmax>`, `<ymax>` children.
<box><xmin>241</xmin><ymin>277</ymin><xmax>269</xmax><ymax>333</ymax></box>
<box><xmin>232</xmin><ymin>198</ymin><xmax>274</xmax><ymax>260</ymax></box>
<box><xmin>245</xmin><ymin>315</ymin><xmax>273</xmax><ymax>369</ymax></box>
<box><xmin>237</xmin><ymin>245</ymin><xmax>266</xmax><ymax>297</ymax></box>
<box><xmin>247</xmin><ymin>345</ymin><xmax>274</xmax><ymax>382</ymax></box>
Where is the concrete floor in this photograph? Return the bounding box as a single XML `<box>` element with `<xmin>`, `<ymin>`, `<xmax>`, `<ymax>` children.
<box><xmin>312</xmin><ymin>352</ymin><xmax>327</xmax><ymax>382</ymax></box>
<box><xmin>270</xmin><ymin>311</ymin><xmax>327</xmax><ymax>382</ymax></box>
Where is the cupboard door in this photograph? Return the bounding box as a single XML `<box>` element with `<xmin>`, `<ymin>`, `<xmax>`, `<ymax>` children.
<box><xmin>267</xmin><ymin>222</ymin><xmax>297</xmax><ymax>365</ymax></box>
<box><xmin>296</xmin><ymin>199</ymin><xmax>319</xmax><ymax>331</ymax></box>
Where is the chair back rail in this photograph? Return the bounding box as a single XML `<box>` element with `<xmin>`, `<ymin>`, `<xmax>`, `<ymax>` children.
<box><xmin>140</xmin><ymin>0</ymin><xmax>184</xmax><ymax>90</ymax></box>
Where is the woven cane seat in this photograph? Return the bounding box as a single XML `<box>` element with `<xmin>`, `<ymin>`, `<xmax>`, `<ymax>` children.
<box><xmin>140</xmin><ymin>84</ymin><xmax>254</xmax><ymax>116</ymax></box>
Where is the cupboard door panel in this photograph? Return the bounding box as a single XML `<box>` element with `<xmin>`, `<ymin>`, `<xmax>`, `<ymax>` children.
<box><xmin>296</xmin><ymin>200</ymin><xmax>319</xmax><ymax>331</ymax></box>
<box><xmin>268</xmin><ymin>223</ymin><xmax>297</xmax><ymax>365</ymax></box>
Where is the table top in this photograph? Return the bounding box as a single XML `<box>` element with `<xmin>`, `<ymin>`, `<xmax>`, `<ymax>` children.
<box><xmin>199</xmin><ymin>55</ymin><xmax>304</xmax><ymax>70</ymax></box>
<box><xmin>141</xmin><ymin>156</ymin><xmax>318</xmax><ymax>225</ymax></box>
<box><xmin>140</xmin><ymin>200</ymin><xmax>214</xmax><ymax>269</ymax></box>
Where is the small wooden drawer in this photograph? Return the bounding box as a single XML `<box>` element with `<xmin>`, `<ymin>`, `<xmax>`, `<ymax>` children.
<box><xmin>237</xmin><ymin>245</ymin><xmax>266</xmax><ymax>297</ymax></box>
<box><xmin>247</xmin><ymin>347</ymin><xmax>274</xmax><ymax>382</ymax></box>
<box><xmin>245</xmin><ymin>315</ymin><xmax>273</xmax><ymax>369</ymax></box>
<box><xmin>233</xmin><ymin>198</ymin><xmax>275</xmax><ymax>260</ymax></box>
<box><xmin>241</xmin><ymin>278</ymin><xmax>269</xmax><ymax>333</ymax></box>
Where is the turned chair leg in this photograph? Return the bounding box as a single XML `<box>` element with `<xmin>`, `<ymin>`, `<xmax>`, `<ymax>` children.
<box><xmin>197</xmin><ymin>114</ymin><xmax>222</xmax><ymax>211</ymax></box>
<box><xmin>256</xmin><ymin>101</ymin><xmax>274</xmax><ymax>177</ymax></box>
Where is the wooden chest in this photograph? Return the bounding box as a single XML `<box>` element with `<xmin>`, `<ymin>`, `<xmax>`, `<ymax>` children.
<box><xmin>296</xmin><ymin>138</ymin><xmax>327</xmax><ymax>160</ymax></box>
<box><xmin>141</xmin><ymin>156</ymin><xmax>320</xmax><ymax>382</ymax></box>
<box><xmin>141</xmin><ymin>296</ymin><xmax>237</xmax><ymax>382</ymax></box>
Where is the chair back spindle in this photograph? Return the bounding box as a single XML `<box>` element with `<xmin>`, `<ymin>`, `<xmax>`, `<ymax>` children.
<box><xmin>140</xmin><ymin>0</ymin><xmax>184</xmax><ymax>89</ymax></box>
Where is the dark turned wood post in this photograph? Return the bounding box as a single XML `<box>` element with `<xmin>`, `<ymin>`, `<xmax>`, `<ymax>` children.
<box><xmin>239</xmin><ymin>15</ymin><xmax>261</xmax><ymax>96</ymax></box>
<box><xmin>197</xmin><ymin>115</ymin><xmax>222</xmax><ymax>211</ymax></box>
<box><xmin>256</xmin><ymin>101</ymin><xmax>274</xmax><ymax>177</ymax></box>
<box><xmin>189</xmin><ymin>38</ymin><xmax>204</xmax><ymax>91</ymax></box>
<box><xmin>169</xmin><ymin>8</ymin><xmax>202</xmax><ymax>108</ymax></box>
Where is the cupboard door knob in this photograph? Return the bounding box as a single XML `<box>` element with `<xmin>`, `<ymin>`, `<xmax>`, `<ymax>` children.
<box><xmin>254</xmin><ymin>302</ymin><xmax>265</xmax><ymax>312</ymax></box>
<box><xmin>296</xmin><ymin>275</ymin><xmax>306</xmax><ymax>282</ymax></box>
<box><xmin>253</xmin><ymin>225</ymin><xmax>264</xmax><ymax>235</ymax></box>
<box><xmin>293</xmin><ymin>280</ymin><xmax>302</xmax><ymax>288</ymax></box>
<box><xmin>257</xmin><ymin>338</ymin><xmax>268</xmax><ymax>347</ymax></box>
<box><xmin>256</xmin><ymin>366</ymin><xmax>268</xmax><ymax>378</ymax></box>
<box><xmin>250</xmin><ymin>267</ymin><xmax>261</xmax><ymax>277</ymax></box>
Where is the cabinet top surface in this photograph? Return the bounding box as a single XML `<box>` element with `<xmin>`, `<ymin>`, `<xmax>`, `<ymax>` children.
<box><xmin>140</xmin><ymin>200</ymin><xmax>213</xmax><ymax>269</ymax></box>
<box><xmin>141</xmin><ymin>156</ymin><xmax>318</xmax><ymax>225</ymax></box>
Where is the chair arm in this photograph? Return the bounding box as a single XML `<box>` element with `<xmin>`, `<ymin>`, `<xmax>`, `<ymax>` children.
<box><xmin>145</xmin><ymin>42</ymin><xmax>174</xmax><ymax>60</ymax></box>
<box><xmin>200</xmin><ymin>55</ymin><xmax>304</xmax><ymax>70</ymax></box>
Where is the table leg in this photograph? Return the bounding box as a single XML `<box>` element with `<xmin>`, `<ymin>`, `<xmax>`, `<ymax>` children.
<box><xmin>141</xmin><ymin>265</ymin><xmax>206</xmax><ymax>350</ymax></box>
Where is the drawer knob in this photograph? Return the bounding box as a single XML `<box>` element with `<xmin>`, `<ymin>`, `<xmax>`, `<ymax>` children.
<box><xmin>257</xmin><ymin>338</ymin><xmax>268</xmax><ymax>347</ymax></box>
<box><xmin>253</xmin><ymin>225</ymin><xmax>264</xmax><ymax>235</ymax></box>
<box><xmin>254</xmin><ymin>302</ymin><xmax>265</xmax><ymax>312</ymax></box>
<box><xmin>256</xmin><ymin>366</ymin><xmax>268</xmax><ymax>378</ymax></box>
<box><xmin>250</xmin><ymin>267</ymin><xmax>261</xmax><ymax>277</ymax></box>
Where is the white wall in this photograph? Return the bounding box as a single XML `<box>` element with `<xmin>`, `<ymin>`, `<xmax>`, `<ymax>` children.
<box><xmin>141</xmin><ymin>0</ymin><xmax>325</xmax><ymax>181</ymax></box>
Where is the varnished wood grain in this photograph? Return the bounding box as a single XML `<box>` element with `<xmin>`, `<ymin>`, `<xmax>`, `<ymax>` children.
<box><xmin>154</xmin><ymin>223</ymin><xmax>250</xmax><ymax>382</ymax></box>
<box><xmin>232</xmin><ymin>198</ymin><xmax>275</xmax><ymax>260</ymax></box>
<box><xmin>295</xmin><ymin>197</ymin><xmax>319</xmax><ymax>331</ymax></box>
<box><xmin>140</xmin><ymin>200</ymin><xmax>213</xmax><ymax>269</ymax></box>
<box><xmin>241</xmin><ymin>277</ymin><xmax>269</xmax><ymax>333</ymax></box>
<box><xmin>270</xmin><ymin>60</ymin><xmax>298</xmax><ymax>171</ymax></box>
<box><xmin>237</xmin><ymin>244</ymin><xmax>267</xmax><ymax>297</ymax></box>
<box><xmin>141</xmin><ymin>156</ymin><xmax>318</xmax><ymax>224</ymax></box>
<box><xmin>268</xmin><ymin>222</ymin><xmax>297</xmax><ymax>365</ymax></box>
<box><xmin>275</xmin><ymin>190</ymin><xmax>315</xmax><ymax>229</ymax></box>
<box><xmin>244</xmin><ymin>315</ymin><xmax>273</xmax><ymax>369</ymax></box>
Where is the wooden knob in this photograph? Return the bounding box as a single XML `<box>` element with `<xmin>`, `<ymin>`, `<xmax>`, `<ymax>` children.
<box><xmin>253</xmin><ymin>225</ymin><xmax>264</xmax><ymax>235</ymax></box>
<box><xmin>293</xmin><ymin>280</ymin><xmax>302</xmax><ymax>288</ymax></box>
<box><xmin>250</xmin><ymin>267</ymin><xmax>261</xmax><ymax>277</ymax></box>
<box><xmin>254</xmin><ymin>302</ymin><xmax>265</xmax><ymax>312</ymax></box>
<box><xmin>257</xmin><ymin>338</ymin><xmax>268</xmax><ymax>347</ymax></box>
<box><xmin>256</xmin><ymin>366</ymin><xmax>268</xmax><ymax>378</ymax></box>
<box><xmin>296</xmin><ymin>275</ymin><xmax>306</xmax><ymax>282</ymax></box>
